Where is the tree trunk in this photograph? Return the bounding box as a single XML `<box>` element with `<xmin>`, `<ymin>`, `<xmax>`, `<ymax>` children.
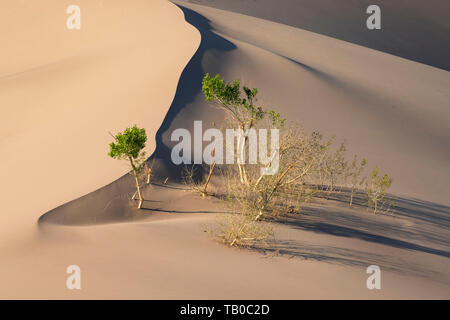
<box><xmin>146</xmin><ymin>168</ymin><xmax>152</xmax><ymax>184</ymax></box>
<box><xmin>240</xmin><ymin>135</ymin><xmax>249</xmax><ymax>185</ymax></box>
<box><xmin>202</xmin><ymin>162</ymin><xmax>216</xmax><ymax>196</ymax></box>
<box><xmin>134</xmin><ymin>175</ymin><xmax>143</xmax><ymax>209</ymax></box>
<box><xmin>237</xmin><ymin>129</ymin><xmax>249</xmax><ymax>185</ymax></box>
<box><xmin>129</xmin><ymin>157</ymin><xmax>144</xmax><ymax>209</ymax></box>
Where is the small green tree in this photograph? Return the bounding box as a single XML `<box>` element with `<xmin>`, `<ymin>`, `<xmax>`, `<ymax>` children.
<box><xmin>202</xmin><ymin>73</ymin><xmax>284</xmax><ymax>185</ymax></box>
<box><xmin>366</xmin><ymin>167</ymin><xmax>392</xmax><ymax>214</ymax></box>
<box><xmin>108</xmin><ymin>125</ymin><xmax>147</xmax><ymax>209</ymax></box>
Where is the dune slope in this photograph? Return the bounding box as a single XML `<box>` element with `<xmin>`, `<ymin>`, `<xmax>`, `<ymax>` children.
<box><xmin>185</xmin><ymin>0</ymin><xmax>450</xmax><ymax>71</ymax></box>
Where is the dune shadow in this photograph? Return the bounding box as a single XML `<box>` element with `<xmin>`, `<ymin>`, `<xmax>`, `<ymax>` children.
<box><xmin>261</xmin><ymin>239</ymin><xmax>447</xmax><ymax>282</ymax></box>
<box><xmin>38</xmin><ymin>6</ymin><xmax>236</xmax><ymax>227</ymax></box>
<box><xmin>37</xmin><ymin>180</ymin><xmax>198</xmax><ymax>226</ymax></box>
<box><xmin>283</xmin><ymin>216</ymin><xmax>449</xmax><ymax>258</ymax></box>
<box><xmin>180</xmin><ymin>0</ymin><xmax>450</xmax><ymax>71</ymax></box>
<box><xmin>252</xmin><ymin>190</ymin><xmax>450</xmax><ymax>281</ymax></box>
<box><xmin>149</xmin><ymin>5</ymin><xmax>236</xmax><ymax>179</ymax></box>
<box><xmin>275</xmin><ymin>190</ymin><xmax>450</xmax><ymax>259</ymax></box>
<box><xmin>313</xmin><ymin>187</ymin><xmax>450</xmax><ymax>228</ymax></box>
<box><xmin>141</xmin><ymin>207</ymin><xmax>219</xmax><ymax>214</ymax></box>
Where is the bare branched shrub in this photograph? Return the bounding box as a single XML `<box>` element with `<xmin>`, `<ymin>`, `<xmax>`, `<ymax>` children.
<box><xmin>344</xmin><ymin>156</ymin><xmax>367</xmax><ymax>206</ymax></box>
<box><xmin>141</xmin><ymin>161</ymin><xmax>153</xmax><ymax>185</ymax></box>
<box><xmin>182</xmin><ymin>165</ymin><xmax>205</xmax><ymax>194</ymax></box>
<box><xmin>219</xmin><ymin>124</ymin><xmax>331</xmax><ymax>223</ymax></box>
<box><xmin>215</xmin><ymin>213</ymin><xmax>274</xmax><ymax>247</ymax></box>
<box><xmin>322</xmin><ymin>142</ymin><xmax>348</xmax><ymax>192</ymax></box>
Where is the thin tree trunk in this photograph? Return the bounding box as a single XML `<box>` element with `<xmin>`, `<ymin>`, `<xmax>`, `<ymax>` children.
<box><xmin>241</xmin><ymin>135</ymin><xmax>249</xmax><ymax>185</ymax></box>
<box><xmin>237</xmin><ymin>128</ymin><xmax>249</xmax><ymax>185</ymax></box>
<box><xmin>129</xmin><ymin>157</ymin><xmax>144</xmax><ymax>209</ymax></box>
<box><xmin>146</xmin><ymin>168</ymin><xmax>152</xmax><ymax>184</ymax></box>
<box><xmin>202</xmin><ymin>162</ymin><xmax>216</xmax><ymax>196</ymax></box>
<box><xmin>254</xmin><ymin>163</ymin><xmax>295</xmax><ymax>221</ymax></box>
<box><xmin>238</xmin><ymin>164</ymin><xmax>244</xmax><ymax>183</ymax></box>
<box><xmin>134</xmin><ymin>175</ymin><xmax>144</xmax><ymax>209</ymax></box>
<box><xmin>230</xmin><ymin>220</ymin><xmax>248</xmax><ymax>247</ymax></box>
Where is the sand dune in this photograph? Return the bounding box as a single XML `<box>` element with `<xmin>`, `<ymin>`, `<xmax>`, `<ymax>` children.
<box><xmin>185</xmin><ymin>0</ymin><xmax>450</xmax><ymax>71</ymax></box>
<box><xmin>0</xmin><ymin>0</ymin><xmax>199</xmax><ymax>245</ymax></box>
<box><xmin>0</xmin><ymin>0</ymin><xmax>449</xmax><ymax>299</ymax></box>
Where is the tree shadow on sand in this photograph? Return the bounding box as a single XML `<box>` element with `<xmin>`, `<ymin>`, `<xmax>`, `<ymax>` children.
<box><xmin>254</xmin><ymin>189</ymin><xmax>450</xmax><ymax>282</ymax></box>
<box><xmin>261</xmin><ymin>239</ymin><xmax>448</xmax><ymax>283</ymax></box>
<box><xmin>278</xmin><ymin>188</ymin><xmax>450</xmax><ymax>257</ymax></box>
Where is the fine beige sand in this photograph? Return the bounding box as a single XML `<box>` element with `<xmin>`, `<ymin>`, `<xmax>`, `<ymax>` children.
<box><xmin>0</xmin><ymin>0</ymin><xmax>449</xmax><ymax>299</ymax></box>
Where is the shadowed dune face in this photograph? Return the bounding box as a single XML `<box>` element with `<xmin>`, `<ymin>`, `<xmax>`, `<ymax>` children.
<box><xmin>184</xmin><ymin>0</ymin><xmax>450</xmax><ymax>71</ymax></box>
<box><xmin>150</xmin><ymin>7</ymin><xmax>237</xmax><ymax>178</ymax></box>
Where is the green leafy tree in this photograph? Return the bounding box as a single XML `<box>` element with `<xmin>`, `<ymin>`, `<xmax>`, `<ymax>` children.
<box><xmin>202</xmin><ymin>73</ymin><xmax>284</xmax><ymax>185</ymax></box>
<box><xmin>202</xmin><ymin>74</ymin><xmax>264</xmax><ymax>130</ymax></box>
<box><xmin>366</xmin><ymin>167</ymin><xmax>392</xmax><ymax>214</ymax></box>
<box><xmin>108</xmin><ymin>125</ymin><xmax>147</xmax><ymax>209</ymax></box>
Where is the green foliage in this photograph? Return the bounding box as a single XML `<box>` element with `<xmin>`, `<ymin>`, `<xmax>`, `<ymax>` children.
<box><xmin>268</xmin><ymin>110</ymin><xmax>286</xmax><ymax>128</ymax></box>
<box><xmin>202</xmin><ymin>73</ymin><xmax>286</xmax><ymax>186</ymax></box>
<box><xmin>108</xmin><ymin>125</ymin><xmax>147</xmax><ymax>161</ymax></box>
<box><xmin>202</xmin><ymin>73</ymin><xmax>241</xmax><ymax>105</ymax></box>
<box><xmin>202</xmin><ymin>73</ymin><xmax>273</xmax><ymax>130</ymax></box>
<box><xmin>366</xmin><ymin>167</ymin><xmax>393</xmax><ymax>214</ymax></box>
<box><xmin>108</xmin><ymin>125</ymin><xmax>148</xmax><ymax>209</ymax></box>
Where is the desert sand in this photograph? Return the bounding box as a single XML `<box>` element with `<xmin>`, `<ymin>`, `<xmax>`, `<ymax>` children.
<box><xmin>0</xmin><ymin>0</ymin><xmax>449</xmax><ymax>299</ymax></box>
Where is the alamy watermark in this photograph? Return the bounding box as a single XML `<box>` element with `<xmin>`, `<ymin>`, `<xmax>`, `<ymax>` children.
<box><xmin>366</xmin><ymin>5</ymin><xmax>381</xmax><ymax>30</ymax></box>
<box><xmin>170</xmin><ymin>121</ymin><xmax>279</xmax><ymax>175</ymax></box>
<box><xmin>64</xmin><ymin>5</ymin><xmax>379</xmax><ymax>31</ymax></box>
<box><xmin>66</xmin><ymin>5</ymin><xmax>81</xmax><ymax>30</ymax></box>
<box><xmin>66</xmin><ymin>265</ymin><xmax>81</xmax><ymax>290</ymax></box>
<box><xmin>366</xmin><ymin>265</ymin><xmax>381</xmax><ymax>290</ymax></box>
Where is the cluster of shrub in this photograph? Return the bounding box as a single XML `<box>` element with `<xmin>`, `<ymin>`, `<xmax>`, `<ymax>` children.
<box><xmin>108</xmin><ymin>74</ymin><xmax>394</xmax><ymax>248</ymax></box>
<box><xmin>186</xmin><ymin>74</ymin><xmax>394</xmax><ymax>247</ymax></box>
